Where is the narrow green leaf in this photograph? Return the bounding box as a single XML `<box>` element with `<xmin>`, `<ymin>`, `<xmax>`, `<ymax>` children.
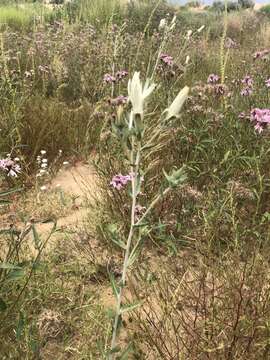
<box><xmin>109</xmin><ymin>272</ymin><xmax>119</xmax><ymax>299</ymax></box>
<box><xmin>6</xmin><ymin>268</ymin><xmax>24</xmax><ymax>281</ymax></box>
<box><xmin>0</xmin><ymin>262</ymin><xmax>22</xmax><ymax>270</ymax></box>
<box><xmin>31</xmin><ymin>224</ymin><xmax>41</xmax><ymax>250</ymax></box>
<box><xmin>118</xmin><ymin>343</ymin><xmax>133</xmax><ymax>360</ymax></box>
<box><xmin>16</xmin><ymin>312</ymin><xmax>25</xmax><ymax>340</ymax></box>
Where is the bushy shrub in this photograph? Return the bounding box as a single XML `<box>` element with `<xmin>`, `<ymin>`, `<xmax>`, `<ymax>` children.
<box><xmin>260</xmin><ymin>4</ymin><xmax>270</xmax><ymax>17</ymax></box>
<box><xmin>238</xmin><ymin>0</ymin><xmax>255</xmax><ymax>9</ymax></box>
<box><xmin>186</xmin><ymin>0</ymin><xmax>201</xmax><ymax>8</ymax></box>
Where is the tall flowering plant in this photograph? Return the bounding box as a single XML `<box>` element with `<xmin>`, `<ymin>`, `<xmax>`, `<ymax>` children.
<box><xmin>107</xmin><ymin>72</ymin><xmax>189</xmax><ymax>358</ymax></box>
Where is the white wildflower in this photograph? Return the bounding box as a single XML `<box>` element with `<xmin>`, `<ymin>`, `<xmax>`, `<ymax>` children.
<box><xmin>159</xmin><ymin>18</ymin><xmax>167</xmax><ymax>30</ymax></box>
<box><xmin>128</xmin><ymin>72</ymin><xmax>156</xmax><ymax>116</ymax></box>
<box><xmin>164</xmin><ymin>86</ymin><xmax>189</xmax><ymax>120</ymax></box>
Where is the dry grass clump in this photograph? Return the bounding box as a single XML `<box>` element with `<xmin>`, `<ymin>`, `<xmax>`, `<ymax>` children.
<box><xmin>131</xmin><ymin>248</ymin><xmax>270</xmax><ymax>359</ymax></box>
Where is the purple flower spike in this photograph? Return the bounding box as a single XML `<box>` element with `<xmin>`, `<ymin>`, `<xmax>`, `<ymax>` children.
<box><xmin>207</xmin><ymin>74</ymin><xmax>220</xmax><ymax>84</ymax></box>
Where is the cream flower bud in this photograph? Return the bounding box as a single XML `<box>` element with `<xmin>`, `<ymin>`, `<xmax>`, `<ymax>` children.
<box><xmin>159</xmin><ymin>18</ymin><xmax>167</xmax><ymax>30</ymax></box>
<box><xmin>164</xmin><ymin>86</ymin><xmax>189</xmax><ymax>120</ymax></box>
<box><xmin>197</xmin><ymin>25</ymin><xmax>205</xmax><ymax>33</ymax></box>
<box><xmin>186</xmin><ymin>30</ymin><xmax>193</xmax><ymax>39</ymax></box>
<box><xmin>128</xmin><ymin>72</ymin><xmax>156</xmax><ymax>117</ymax></box>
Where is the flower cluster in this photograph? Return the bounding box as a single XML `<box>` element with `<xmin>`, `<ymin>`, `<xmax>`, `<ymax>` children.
<box><xmin>207</xmin><ymin>74</ymin><xmax>220</xmax><ymax>84</ymax></box>
<box><xmin>115</xmin><ymin>70</ymin><xmax>128</xmax><ymax>81</ymax></box>
<box><xmin>266</xmin><ymin>78</ymin><xmax>270</xmax><ymax>88</ymax></box>
<box><xmin>240</xmin><ymin>75</ymin><xmax>253</xmax><ymax>97</ymax></box>
<box><xmin>109</xmin><ymin>95</ymin><xmax>128</xmax><ymax>106</ymax></box>
<box><xmin>160</xmin><ymin>53</ymin><xmax>174</xmax><ymax>67</ymax></box>
<box><xmin>36</xmin><ymin>150</ymin><xmax>49</xmax><ymax>178</ymax></box>
<box><xmin>0</xmin><ymin>157</ymin><xmax>21</xmax><ymax>177</ymax></box>
<box><xmin>225</xmin><ymin>37</ymin><xmax>237</xmax><ymax>49</ymax></box>
<box><xmin>250</xmin><ymin>108</ymin><xmax>270</xmax><ymax>133</ymax></box>
<box><xmin>110</xmin><ymin>174</ymin><xmax>132</xmax><ymax>190</ymax></box>
<box><xmin>103</xmin><ymin>70</ymin><xmax>128</xmax><ymax>84</ymax></box>
<box><xmin>253</xmin><ymin>49</ymin><xmax>270</xmax><ymax>60</ymax></box>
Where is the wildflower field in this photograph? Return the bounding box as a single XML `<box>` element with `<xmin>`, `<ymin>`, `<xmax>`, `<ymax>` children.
<box><xmin>0</xmin><ymin>0</ymin><xmax>270</xmax><ymax>358</ymax></box>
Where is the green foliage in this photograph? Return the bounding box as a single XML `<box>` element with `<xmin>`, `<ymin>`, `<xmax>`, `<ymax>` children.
<box><xmin>238</xmin><ymin>0</ymin><xmax>254</xmax><ymax>9</ymax></box>
<box><xmin>260</xmin><ymin>4</ymin><xmax>270</xmax><ymax>17</ymax></box>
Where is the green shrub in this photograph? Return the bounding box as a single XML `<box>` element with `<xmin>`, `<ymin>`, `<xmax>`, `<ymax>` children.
<box><xmin>238</xmin><ymin>0</ymin><xmax>254</xmax><ymax>9</ymax></box>
<box><xmin>260</xmin><ymin>4</ymin><xmax>270</xmax><ymax>17</ymax></box>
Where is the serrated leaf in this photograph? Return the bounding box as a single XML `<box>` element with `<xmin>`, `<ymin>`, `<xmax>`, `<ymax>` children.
<box><xmin>120</xmin><ymin>301</ymin><xmax>141</xmax><ymax>315</ymax></box>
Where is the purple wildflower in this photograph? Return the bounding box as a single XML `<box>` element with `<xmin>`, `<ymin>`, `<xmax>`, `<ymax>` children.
<box><xmin>225</xmin><ymin>37</ymin><xmax>237</xmax><ymax>49</ymax></box>
<box><xmin>241</xmin><ymin>87</ymin><xmax>253</xmax><ymax>96</ymax></box>
<box><xmin>250</xmin><ymin>108</ymin><xmax>270</xmax><ymax>133</ymax></box>
<box><xmin>241</xmin><ymin>76</ymin><xmax>253</xmax><ymax>87</ymax></box>
<box><xmin>115</xmin><ymin>70</ymin><xmax>128</xmax><ymax>81</ymax></box>
<box><xmin>110</xmin><ymin>174</ymin><xmax>131</xmax><ymax>190</ymax></box>
<box><xmin>0</xmin><ymin>158</ymin><xmax>21</xmax><ymax>177</ymax></box>
<box><xmin>160</xmin><ymin>53</ymin><xmax>174</xmax><ymax>66</ymax></box>
<box><xmin>214</xmin><ymin>84</ymin><xmax>227</xmax><ymax>96</ymax></box>
<box><xmin>253</xmin><ymin>49</ymin><xmax>270</xmax><ymax>60</ymax></box>
<box><xmin>207</xmin><ymin>74</ymin><xmax>220</xmax><ymax>84</ymax></box>
<box><xmin>109</xmin><ymin>95</ymin><xmax>128</xmax><ymax>106</ymax></box>
<box><xmin>103</xmin><ymin>73</ymin><xmax>116</xmax><ymax>83</ymax></box>
<box><xmin>134</xmin><ymin>204</ymin><xmax>146</xmax><ymax>220</ymax></box>
<box><xmin>265</xmin><ymin>78</ymin><xmax>270</xmax><ymax>88</ymax></box>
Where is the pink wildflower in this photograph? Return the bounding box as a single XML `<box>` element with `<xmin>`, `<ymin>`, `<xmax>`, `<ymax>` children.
<box><xmin>207</xmin><ymin>74</ymin><xmax>220</xmax><ymax>84</ymax></box>
<box><xmin>110</xmin><ymin>174</ymin><xmax>131</xmax><ymax>190</ymax></box>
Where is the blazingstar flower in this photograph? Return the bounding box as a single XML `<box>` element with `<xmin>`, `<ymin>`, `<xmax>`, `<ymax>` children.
<box><xmin>115</xmin><ymin>70</ymin><xmax>128</xmax><ymax>81</ymax></box>
<box><xmin>0</xmin><ymin>158</ymin><xmax>21</xmax><ymax>177</ymax></box>
<box><xmin>103</xmin><ymin>73</ymin><xmax>116</xmax><ymax>83</ymax></box>
<box><xmin>128</xmin><ymin>72</ymin><xmax>156</xmax><ymax>116</ymax></box>
<box><xmin>160</xmin><ymin>53</ymin><xmax>174</xmax><ymax>66</ymax></box>
<box><xmin>241</xmin><ymin>87</ymin><xmax>253</xmax><ymax>96</ymax></box>
<box><xmin>164</xmin><ymin>86</ymin><xmax>189</xmax><ymax>120</ymax></box>
<box><xmin>250</xmin><ymin>108</ymin><xmax>270</xmax><ymax>133</ymax></box>
<box><xmin>110</xmin><ymin>174</ymin><xmax>131</xmax><ymax>190</ymax></box>
<box><xmin>109</xmin><ymin>95</ymin><xmax>128</xmax><ymax>106</ymax></box>
<box><xmin>241</xmin><ymin>76</ymin><xmax>253</xmax><ymax>87</ymax></box>
<box><xmin>207</xmin><ymin>74</ymin><xmax>220</xmax><ymax>84</ymax></box>
<box><xmin>265</xmin><ymin>78</ymin><xmax>270</xmax><ymax>88</ymax></box>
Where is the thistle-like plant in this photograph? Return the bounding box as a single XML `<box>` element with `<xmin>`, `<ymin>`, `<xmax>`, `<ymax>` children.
<box><xmin>108</xmin><ymin>72</ymin><xmax>189</xmax><ymax>359</ymax></box>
